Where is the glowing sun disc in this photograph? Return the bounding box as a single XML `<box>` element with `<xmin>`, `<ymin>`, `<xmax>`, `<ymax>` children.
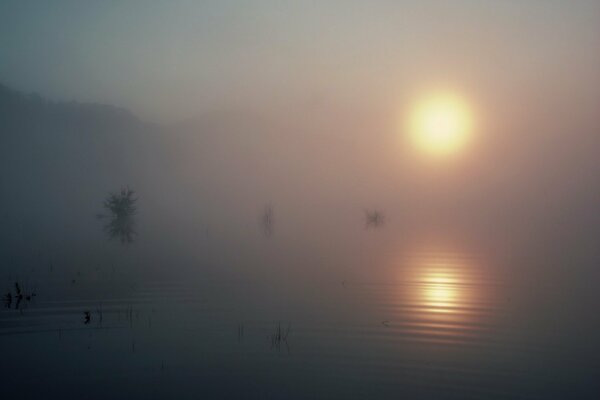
<box><xmin>408</xmin><ymin>92</ymin><xmax>474</xmax><ymax>157</ymax></box>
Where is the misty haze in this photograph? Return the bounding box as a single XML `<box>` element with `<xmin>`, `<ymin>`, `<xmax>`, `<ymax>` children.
<box><xmin>1</xmin><ymin>1</ymin><xmax>600</xmax><ymax>399</ymax></box>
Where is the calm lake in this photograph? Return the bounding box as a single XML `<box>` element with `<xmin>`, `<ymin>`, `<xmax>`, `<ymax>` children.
<box><xmin>2</xmin><ymin>1</ymin><xmax>600</xmax><ymax>398</ymax></box>
<box><xmin>2</xmin><ymin>223</ymin><xmax>599</xmax><ymax>400</ymax></box>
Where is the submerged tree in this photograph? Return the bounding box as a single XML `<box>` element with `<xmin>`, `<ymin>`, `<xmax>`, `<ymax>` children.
<box><xmin>364</xmin><ymin>209</ymin><xmax>384</xmax><ymax>229</ymax></box>
<box><xmin>98</xmin><ymin>186</ymin><xmax>137</xmax><ymax>244</ymax></box>
<box><xmin>260</xmin><ymin>204</ymin><xmax>274</xmax><ymax>237</ymax></box>
<box><xmin>104</xmin><ymin>187</ymin><xmax>137</xmax><ymax>219</ymax></box>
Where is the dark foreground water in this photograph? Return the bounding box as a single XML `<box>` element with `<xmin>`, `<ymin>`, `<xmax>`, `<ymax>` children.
<box><xmin>2</xmin><ymin>236</ymin><xmax>600</xmax><ymax>400</ymax></box>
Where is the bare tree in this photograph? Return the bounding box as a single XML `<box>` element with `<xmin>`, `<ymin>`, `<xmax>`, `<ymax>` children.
<box><xmin>98</xmin><ymin>186</ymin><xmax>138</xmax><ymax>243</ymax></box>
<box><xmin>261</xmin><ymin>204</ymin><xmax>274</xmax><ymax>237</ymax></box>
<box><xmin>364</xmin><ymin>209</ymin><xmax>384</xmax><ymax>229</ymax></box>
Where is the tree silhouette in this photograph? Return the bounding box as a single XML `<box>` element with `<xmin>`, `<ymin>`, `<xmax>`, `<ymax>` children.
<box><xmin>261</xmin><ymin>204</ymin><xmax>274</xmax><ymax>237</ymax></box>
<box><xmin>99</xmin><ymin>186</ymin><xmax>137</xmax><ymax>244</ymax></box>
<box><xmin>365</xmin><ymin>209</ymin><xmax>384</xmax><ymax>229</ymax></box>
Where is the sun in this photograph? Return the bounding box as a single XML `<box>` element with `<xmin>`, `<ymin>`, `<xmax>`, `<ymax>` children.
<box><xmin>407</xmin><ymin>92</ymin><xmax>474</xmax><ymax>157</ymax></box>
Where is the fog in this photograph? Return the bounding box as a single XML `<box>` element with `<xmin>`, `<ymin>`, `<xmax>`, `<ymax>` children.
<box><xmin>2</xmin><ymin>76</ymin><xmax>599</xmax><ymax>285</ymax></box>
<box><xmin>1</xmin><ymin>2</ymin><xmax>600</xmax><ymax>399</ymax></box>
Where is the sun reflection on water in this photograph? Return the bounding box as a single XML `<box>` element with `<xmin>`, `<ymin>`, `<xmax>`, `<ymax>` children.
<box><xmin>392</xmin><ymin>249</ymin><xmax>491</xmax><ymax>330</ymax></box>
<box><xmin>422</xmin><ymin>271</ymin><xmax>458</xmax><ymax>310</ymax></box>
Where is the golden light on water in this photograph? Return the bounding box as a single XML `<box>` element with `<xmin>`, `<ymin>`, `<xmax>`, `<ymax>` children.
<box><xmin>386</xmin><ymin>250</ymin><xmax>498</xmax><ymax>345</ymax></box>
<box><xmin>394</xmin><ymin>250</ymin><xmax>487</xmax><ymax>321</ymax></box>
<box><xmin>422</xmin><ymin>271</ymin><xmax>458</xmax><ymax>310</ymax></box>
<box><xmin>407</xmin><ymin>92</ymin><xmax>474</xmax><ymax>157</ymax></box>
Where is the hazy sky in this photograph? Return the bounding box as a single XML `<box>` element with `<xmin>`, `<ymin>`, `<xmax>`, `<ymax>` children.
<box><xmin>1</xmin><ymin>0</ymin><xmax>599</xmax><ymax>121</ymax></box>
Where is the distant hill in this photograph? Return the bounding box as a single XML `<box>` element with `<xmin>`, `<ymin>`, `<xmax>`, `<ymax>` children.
<box><xmin>0</xmin><ymin>83</ymin><xmax>139</xmax><ymax>128</ymax></box>
<box><xmin>0</xmin><ymin>83</ymin><xmax>161</xmax><ymax>251</ymax></box>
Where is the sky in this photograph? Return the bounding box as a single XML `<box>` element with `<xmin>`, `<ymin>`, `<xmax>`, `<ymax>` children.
<box><xmin>1</xmin><ymin>0</ymin><xmax>599</xmax><ymax>122</ymax></box>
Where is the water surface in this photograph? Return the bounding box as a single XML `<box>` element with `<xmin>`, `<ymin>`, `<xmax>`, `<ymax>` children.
<box><xmin>2</xmin><ymin>232</ymin><xmax>598</xmax><ymax>399</ymax></box>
